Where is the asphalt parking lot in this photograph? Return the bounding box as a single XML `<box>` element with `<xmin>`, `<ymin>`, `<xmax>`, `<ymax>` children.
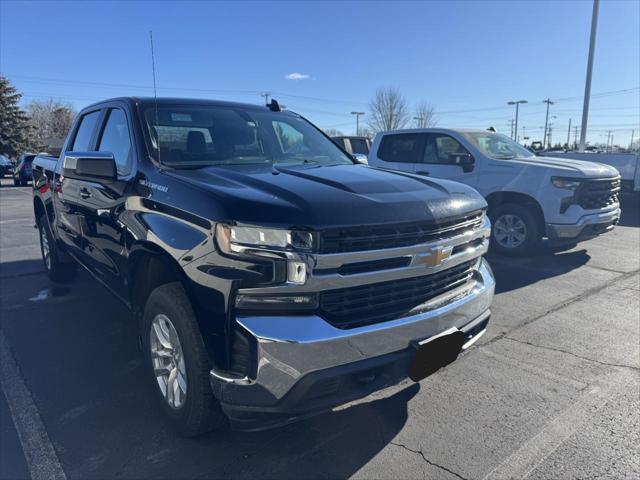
<box><xmin>1</xmin><ymin>177</ymin><xmax>639</xmax><ymax>480</ymax></box>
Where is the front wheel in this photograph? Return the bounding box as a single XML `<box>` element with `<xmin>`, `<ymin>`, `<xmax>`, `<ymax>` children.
<box><xmin>490</xmin><ymin>203</ymin><xmax>541</xmax><ymax>256</ymax></box>
<box><xmin>142</xmin><ymin>282</ymin><xmax>226</xmax><ymax>436</ymax></box>
<box><xmin>37</xmin><ymin>214</ymin><xmax>77</xmax><ymax>282</ymax></box>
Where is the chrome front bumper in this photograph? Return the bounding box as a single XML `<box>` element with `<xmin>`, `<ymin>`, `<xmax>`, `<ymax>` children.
<box><xmin>210</xmin><ymin>259</ymin><xmax>495</xmax><ymax>416</ymax></box>
<box><xmin>546</xmin><ymin>207</ymin><xmax>621</xmax><ymax>240</ymax></box>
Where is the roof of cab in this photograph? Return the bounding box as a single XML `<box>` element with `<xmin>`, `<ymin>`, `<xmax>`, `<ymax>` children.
<box><xmin>80</xmin><ymin>96</ymin><xmax>286</xmax><ymax>113</ymax></box>
<box><xmin>378</xmin><ymin>127</ymin><xmax>495</xmax><ymax>135</ymax></box>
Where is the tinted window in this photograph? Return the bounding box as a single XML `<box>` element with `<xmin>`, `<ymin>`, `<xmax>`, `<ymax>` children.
<box><xmin>98</xmin><ymin>109</ymin><xmax>132</xmax><ymax>175</ymax></box>
<box><xmin>71</xmin><ymin>111</ymin><xmax>101</xmax><ymax>151</ymax></box>
<box><xmin>378</xmin><ymin>134</ymin><xmax>422</xmax><ymax>163</ymax></box>
<box><xmin>349</xmin><ymin>138</ymin><xmax>370</xmax><ymax>155</ymax></box>
<box><xmin>332</xmin><ymin>138</ymin><xmax>346</xmax><ymax>149</ymax></box>
<box><xmin>423</xmin><ymin>134</ymin><xmax>470</xmax><ymax>164</ymax></box>
<box><xmin>143</xmin><ymin>106</ymin><xmax>352</xmax><ymax>167</ymax></box>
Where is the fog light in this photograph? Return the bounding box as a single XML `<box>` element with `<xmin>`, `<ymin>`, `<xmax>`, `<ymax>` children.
<box><xmin>235</xmin><ymin>294</ymin><xmax>318</xmax><ymax>310</ymax></box>
<box><xmin>287</xmin><ymin>261</ymin><xmax>307</xmax><ymax>285</ymax></box>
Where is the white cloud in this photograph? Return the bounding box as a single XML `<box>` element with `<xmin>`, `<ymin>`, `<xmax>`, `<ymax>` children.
<box><xmin>285</xmin><ymin>72</ymin><xmax>310</xmax><ymax>81</ymax></box>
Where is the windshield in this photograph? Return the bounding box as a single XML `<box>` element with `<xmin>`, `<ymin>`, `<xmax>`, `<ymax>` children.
<box><xmin>143</xmin><ymin>105</ymin><xmax>354</xmax><ymax>168</ymax></box>
<box><xmin>463</xmin><ymin>132</ymin><xmax>535</xmax><ymax>160</ymax></box>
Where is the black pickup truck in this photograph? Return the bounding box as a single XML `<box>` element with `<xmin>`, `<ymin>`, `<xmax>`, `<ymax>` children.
<box><xmin>32</xmin><ymin>97</ymin><xmax>495</xmax><ymax>434</ymax></box>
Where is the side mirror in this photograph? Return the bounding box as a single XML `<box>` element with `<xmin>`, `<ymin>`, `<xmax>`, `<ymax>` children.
<box><xmin>452</xmin><ymin>152</ymin><xmax>474</xmax><ymax>173</ymax></box>
<box><xmin>352</xmin><ymin>153</ymin><xmax>369</xmax><ymax>165</ymax></box>
<box><xmin>63</xmin><ymin>152</ymin><xmax>117</xmax><ymax>182</ymax></box>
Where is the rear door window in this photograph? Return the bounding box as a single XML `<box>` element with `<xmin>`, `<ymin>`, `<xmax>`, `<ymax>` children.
<box><xmin>377</xmin><ymin>134</ymin><xmax>423</xmax><ymax>163</ymax></box>
<box><xmin>349</xmin><ymin>138</ymin><xmax>370</xmax><ymax>155</ymax></box>
<box><xmin>71</xmin><ymin>111</ymin><xmax>101</xmax><ymax>151</ymax></box>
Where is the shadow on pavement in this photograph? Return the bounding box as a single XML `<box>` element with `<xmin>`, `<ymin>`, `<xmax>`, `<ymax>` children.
<box><xmin>488</xmin><ymin>249</ymin><xmax>591</xmax><ymax>294</ymax></box>
<box><xmin>619</xmin><ymin>195</ymin><xmax>640</xmax><ymax>227</ymax></box>
<box><xmin>0</xmin><ymin>261</ymin><xmax>418</xmax><ymax>479</ymax></box>
<box><xmin>0</xmin><ymin>259</ymin><xmax>44</xmax><ymax>279</ymax></box>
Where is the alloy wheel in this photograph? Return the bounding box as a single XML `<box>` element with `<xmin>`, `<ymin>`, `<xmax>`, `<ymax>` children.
<box><xmin>40</xmin><ymin>226</ymin><xmax>51</xmax><ymax>271</ymax></box>
<box><xmin>493</xmin><ymin>213</ymin><xmax>527</xmax><ymax>249</ymax></box>
<box><xmin>150</xmin><ymin>314</ymin><xmax>188</xmax><ymax>409</ymax></box>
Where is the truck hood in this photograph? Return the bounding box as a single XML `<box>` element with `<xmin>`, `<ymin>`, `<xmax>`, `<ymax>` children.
<box><xmin>507</xmin><ymin>155</ymin><xmax>620</xmax><ymax>178</ymax></box>
<box><xmin>164</xmin><ymin>164</ymin><xmax>486</xmax><ymax>228</ymax></box>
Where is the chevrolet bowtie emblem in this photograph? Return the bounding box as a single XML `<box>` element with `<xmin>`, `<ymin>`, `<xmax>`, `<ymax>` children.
<box><xmin>418</xmin><ymin>245</ymin><xmax>454</xmax><ymax>267</ymax></box>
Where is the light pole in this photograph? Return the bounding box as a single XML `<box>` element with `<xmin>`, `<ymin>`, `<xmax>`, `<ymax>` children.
<box><xmin>579</xmin><ymin>0</ymin><xmax>600</xmax><ymax>151</ymax></box>
<box><xmin>542</xmin><ymin>98</ymin><xmax>554</xmax><ymax>148</ymax></box>
<box><xmin>351</xmin><ymin>111</ymin><xmax>365</xmax><ymax>136</ymax></box>
<box><xmin>566</xmin><ymin>119</ymin><xmax>572</xmax><ymax>149</ymax></box>
<box><xmin>508</xmin><ymin>100</ymin><xmax>527</xmax><ymax>142</ymax></box>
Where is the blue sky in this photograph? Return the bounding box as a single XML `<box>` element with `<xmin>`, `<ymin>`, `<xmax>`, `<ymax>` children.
<box><xmin>1</xmin><ymin>0</ymin><xmax>638</xmax><ymax>146</ymax></box>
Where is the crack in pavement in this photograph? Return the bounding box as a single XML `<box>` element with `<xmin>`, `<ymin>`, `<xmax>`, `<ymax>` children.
<box><xmin>504</xmin><ymin>336</ymin><xmax>640</xmax><ymax>371</ymax></box>
<box><xmin>478</xmin><ymin>268</ymin><xmax>640</xmax><ymax>350</ymax></box>
<box><xmin>390</xmin><ymin>441</ymin><xmax>469</xmax><ymax>480</ymax></box>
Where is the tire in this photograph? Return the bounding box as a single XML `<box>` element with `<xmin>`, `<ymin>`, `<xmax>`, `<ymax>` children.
<box><xmin>37</xmin><ymin>214</ymin><xmax>77</xmax><ymax>283</ymax></box>
<box><xmin>142</xmin><ymin>282</ymin><xmax>226</xmax><ymax>436</ymax></box>
<box><xmin>489</xmin><ymin>203</ymin><xmax>541</xmax><ymax>256</ymax></box>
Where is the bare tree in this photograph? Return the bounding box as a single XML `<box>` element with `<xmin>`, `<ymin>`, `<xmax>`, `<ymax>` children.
<box><xmin>359</xmin><ymin>127</ymin><xmax>373</xmax><ymax>139</ymax></box>
<box><xmin>26</xmin><ymin>99</ymin><xmax>76</xmax><ymax>147</ymax></box>
<box><xmin>368</xmin><ymin>87</ymin><xmax>409</xmax><ymax>133</ymax></box>
<box><xmin>413</xmin><ymin>101</ymin><xmax>437</xmax><ymax>128</ymax></box>
<box><xmin>323</xmin><ymin>128</ymin><xmax>344</xmax><ymax>137</ymax></box>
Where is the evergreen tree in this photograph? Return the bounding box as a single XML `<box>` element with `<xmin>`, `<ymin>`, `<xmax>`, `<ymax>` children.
<box><xmin>0</xmin><ymin>76</ymin><xmax>32</xmax><ymax>159</ymax></box>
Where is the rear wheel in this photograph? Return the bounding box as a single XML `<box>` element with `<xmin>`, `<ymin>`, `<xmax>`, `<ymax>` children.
<box><xmin>142</xmin><ymin>282</ymin><xmax>226</xmax><ymax>436</ymax></box>
<box><xmin>37</xmin><ymin>214</ymin><xmax>77</xmax><ymax>282</ymax></box>
<box><xmin>490</xmin><ymin>203</ymin><xmax>541</xmax><ymax>256</ymax></box>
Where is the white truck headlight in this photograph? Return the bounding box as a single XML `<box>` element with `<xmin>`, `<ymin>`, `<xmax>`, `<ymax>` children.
<box><xmin>551</xmin><ymin>177</ymin><xmax>581</xmax><ymax>190</ymax></box>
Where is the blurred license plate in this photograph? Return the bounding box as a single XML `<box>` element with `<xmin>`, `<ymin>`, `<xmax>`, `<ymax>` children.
<box><xmin>408</xmin><ymin>329</ymin><xmax>465</xmax><ymax>382</ymax></box>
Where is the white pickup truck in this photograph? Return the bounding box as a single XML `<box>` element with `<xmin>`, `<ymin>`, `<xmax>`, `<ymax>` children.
<box><xmin>369</xmin><ymin>128</ymin><xmax>621</xmax><ymax>255</ymax></box>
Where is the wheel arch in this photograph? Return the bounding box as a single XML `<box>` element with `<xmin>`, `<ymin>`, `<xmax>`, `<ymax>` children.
<box><xmin>33</xmin><ymin>196</ymin><xmax>46</xmax><ymax>224</ymax></box>
<box><xmin>127</xmin><ymin>242</ymin><xmax>223</xmax><ymax>366</ymax></box>
<box><xmin>485</xmin><ymin>191</ymin><xmax>546</xmax><ymax>233</ymax></box>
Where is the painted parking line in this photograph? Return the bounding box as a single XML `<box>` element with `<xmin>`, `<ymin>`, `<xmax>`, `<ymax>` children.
<box><xmin>483</xmin><ymin>370</ymin><xmax>630</xmax><ymax>480</ymax></box>
<box><xmin>0</xmin><ymin>329</ymin><xmax>66</xmax><ymax>480</ymax></box>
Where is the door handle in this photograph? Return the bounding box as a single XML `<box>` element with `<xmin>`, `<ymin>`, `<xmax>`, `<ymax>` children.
<box><xmin>416</xmin><ymin>171</ymin><xmax>430</xmax><ymax>176</ymax></box>
<box><xmin>79</xmin><ymin>187</ymin><xmax>92</xmax><ymax>199</ymax></box>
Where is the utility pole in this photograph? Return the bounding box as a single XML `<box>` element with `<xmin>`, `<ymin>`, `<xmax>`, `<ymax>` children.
<box><xmin>542</xmin><ymin>98</ymin><xmax>555</xmax><ymax>149</ymax></box>
<box><xmin>574</xmin><ymin>126</ymin><xmax>579</xmax><ymax>149</ymax></box>
<box><xmin>351</xmin><ymin>111</ymin><xmax>365</xmax><ymax>136</ymax></box>
<box><xmin>579</xmin><ymin>0</ymin><xmax>600</xmax><ymax>151</ymax></box>
<box><xmin>261</xmin><ymin>92</ymin><xmax>271</xmax><ymax>104</ymax></box>
<box><xmin>413</xmin><ymin>115</ymin><xmax>425</xmax><ymax>128</ymax></box>
<box><xmin>508</xmin><ymin>100</ymin><xmax>527</xmax><ymax>142</ymax></box>
<box><xmin>566</xmin><ymin>118</ymin><xmax>572</xmax><ymax>149</ymax></box>
<box><xmin>630</xmin><ymin>130</ymin><xmax>635</xmax><ymax>151</ymax></box>
<box><xmin>610</xmin><ymin>133</ymin><xmax>614</xmax><ymax>152</ymax></box>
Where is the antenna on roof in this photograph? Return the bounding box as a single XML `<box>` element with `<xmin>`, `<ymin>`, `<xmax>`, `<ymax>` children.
<box><xmin>149</xmin><ymin>30</ymin><xmax>161</xmax><ymax>163</ymax></box>
<box><xmin>268</xmin><ymin>99</ymin><xmax>281</xmax><ymax>112</ymax></box>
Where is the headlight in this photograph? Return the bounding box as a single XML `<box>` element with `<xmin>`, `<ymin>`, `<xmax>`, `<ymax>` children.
<box><xmin>216</xmin><ymin>224</ymin><xmax>314</xmax><ymax>285</ymax></box>
<box><xmin>215</xmin><ymin>224</ymin><xmax>314</xmax><ymax>253</ymax></box>
<box><xmin>551</xmin><ymin>177</ymin><xmax>581</xmax><ymax>190</ymax></box>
